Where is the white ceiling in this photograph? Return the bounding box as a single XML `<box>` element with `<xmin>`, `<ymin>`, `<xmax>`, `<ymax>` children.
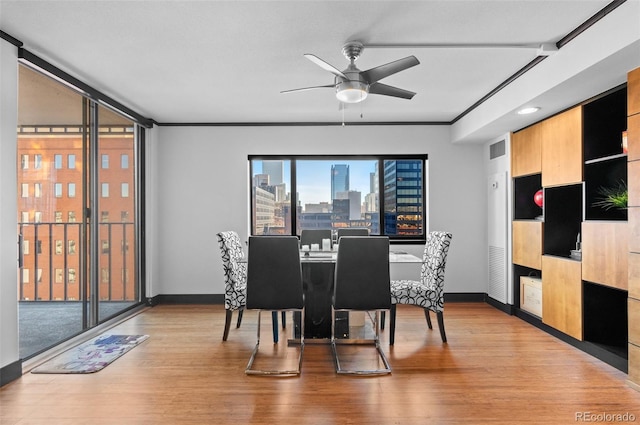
<box><xmin>0</xmin><ymin>0</ymin><xmax>631</xmax><ymax>134</ymax></box>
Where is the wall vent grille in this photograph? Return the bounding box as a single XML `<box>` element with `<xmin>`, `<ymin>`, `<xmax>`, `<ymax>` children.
<box><xmin>488</xmin><ymin>245</ymin><xmax>507</xmax><ymax>303</ymax></box>
<box><xmin>490</xmin><ymin>140</ymin><xmax>506</xmax><ymax>159</ymax></box>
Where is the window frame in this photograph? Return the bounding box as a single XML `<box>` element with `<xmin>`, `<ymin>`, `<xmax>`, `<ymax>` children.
<box><xmin>248</xmin><ymin>154</ymin><xmax>428</xmax><ymax>243</ymax></box>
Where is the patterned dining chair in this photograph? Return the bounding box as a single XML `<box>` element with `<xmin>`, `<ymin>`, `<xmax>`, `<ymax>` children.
<box><xmin>388</xmin><ymin>231</ymin><xmax>452</xmax><ymax>345</ymax></box>
<box><xmin>217</xmin><ymin>231</ymin><xmax>248</xmax><ymax>341</ymax></box>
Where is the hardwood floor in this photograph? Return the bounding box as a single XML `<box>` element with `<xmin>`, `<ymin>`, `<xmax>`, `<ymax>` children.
<box><xmin>2</xmin><ymin>302</ymin><xmax>640</xmax><ymax>424</ymax></box>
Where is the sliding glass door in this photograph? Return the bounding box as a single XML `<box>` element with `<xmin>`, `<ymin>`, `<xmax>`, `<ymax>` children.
<box><xmin>96</xmin><ymin>105</ymin><xmax>139</xmax><ymax>321</ymax></box>
<box><xmin>17</xmin><ymin>64</ymin><xmax>143</xmax><ymax>359</ymax></box>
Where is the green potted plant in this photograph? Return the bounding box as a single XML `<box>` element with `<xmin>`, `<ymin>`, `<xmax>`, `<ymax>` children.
<box><xmin>592</xmin><ymin>181</ymin><xmax>628</xmax><ymax>210</ymax></box>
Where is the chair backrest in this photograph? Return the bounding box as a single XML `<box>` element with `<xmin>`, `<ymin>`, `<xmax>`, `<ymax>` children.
<box><xmin>246</xmin><ymin>236</ymin><xmax>304</xmax><ymax>310</ymax></box>
<box><xmin>420</xmin><ymin>231</ymin><xmax>453</xmax><ymax>300</ymax></box>
<box><xmin>300</xmin><ymin>229</ymin><xmax>332</xmax><ymax>248</ymax></box>
<box><xmin>336</xmin><ymin>228</ymin><xmax>369</xmax><ymax>241</ymax></box>
<box><xmin>333</xmin><ymin>236</ymin><xmax>390</xmax><ymax>311</ymax></box>
<box><xmin>216</xmin><ymin>231</ymin><xmax>247</xmax><ymax>309</ymax></box>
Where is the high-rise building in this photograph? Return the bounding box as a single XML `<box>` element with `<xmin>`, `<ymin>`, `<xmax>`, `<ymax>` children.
<box><xmin>347</xmin><ymin>191</ymin><xmax>362</xmax><ymax>220</ymax></box>
<box><xmin>383</xmin><ymin>160</ymin><xmax>423</xmax><ymax>236</ymax></box>
<box><xmin>331</xmin><ymin>164</ymin><xmax>349</xmax><ymax>201</ymax></box>
<box><xmin>262</xmin><ymin>160</ymin><xmax>284</xmax><ymax>185</ymax></box>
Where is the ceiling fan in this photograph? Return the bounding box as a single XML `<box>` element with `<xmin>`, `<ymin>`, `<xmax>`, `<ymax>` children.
<box><xmin>281</xmin><ymin>41</ymin><xmax>420</xmax><ymax>104</ymax></box>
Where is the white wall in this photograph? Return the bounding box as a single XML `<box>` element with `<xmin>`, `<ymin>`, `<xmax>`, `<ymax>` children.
<box><xmin>153</xmin><ymin>124</ymin><xmax>487</xmax><ymax>296</ymax></box>
<box><xmin>0</xmin><ymin>39</ymin><xmax>19</xmax><ymax>371</ymax></box>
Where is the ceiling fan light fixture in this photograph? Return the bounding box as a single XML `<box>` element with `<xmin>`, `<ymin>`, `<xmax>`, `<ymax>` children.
<box><xmin>336</xmin><ymin>80</ymin><xmax>369</xmax><ymax>103</ymax></box>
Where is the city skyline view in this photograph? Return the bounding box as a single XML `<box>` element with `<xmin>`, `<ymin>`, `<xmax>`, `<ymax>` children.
<box><xmin>253</xmin><ymin>159</ymin><xmax>377</xmax><ymax>207</ymax></box>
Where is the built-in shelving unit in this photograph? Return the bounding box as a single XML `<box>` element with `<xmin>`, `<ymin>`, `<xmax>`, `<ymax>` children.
<box><xmin>511</xmin><ymin>84</ymin><xmax>629</xmax><ymax>372</ymax></box>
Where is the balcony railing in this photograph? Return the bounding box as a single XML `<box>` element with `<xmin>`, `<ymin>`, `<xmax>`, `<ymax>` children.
<box><xmin>18</xmin><ymin>222</ymin><xmax>137</xmax><ymax>302</ymax></box>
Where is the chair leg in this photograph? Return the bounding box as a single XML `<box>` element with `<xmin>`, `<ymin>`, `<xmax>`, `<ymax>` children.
<box><xmin>223</xmin><ymin>309</ymin><xmax>233</xmax><ymax>341</ymax></box>
<box><xmin>236</xmin><ymin>307</ymin><xmax>244</xmax><ymax>328</ymax></box>
<box><xmin>272</xmin><ymin>311</ymin><xmax>279</xmax><ymax>343</ymax></box>
<box><xmin>436</xmin><ymin>311</ymin><xmax>447</xmax><ymax>343</ymax></box>
<box><xmin>424</xmin><ymin>308</ymin><xmax>433</xmax><ymax>329</ymax></box>
<box><xmin>389</xmin><ymin>304</ymin><xmax>397</xmax><ymax>345</ymax></box>
<box><xmin>380</xmin><ymin>311</ymin><xmax>385</xmax><ymax>330</ymax></box>
<box><xmin>281</xmin><ymin>311</ymin><xmax>286</xmax><ymax>329</ymax></box>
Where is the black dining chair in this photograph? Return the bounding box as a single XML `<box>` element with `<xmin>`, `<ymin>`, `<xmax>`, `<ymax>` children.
<box><xmin>336</xmin><ymin>228</ymin><xmax>369</xmax><ymax>243</ymax></box>
<box><xmin>331</xmin><ymin>236</ymin><xmax>391</xmax><ymax>375</ymax></box>
<box><xmin>300</xmin><ymin>229</ymin><xmax>333</xmax><ymax>250</ymax></box>
<box><xmin>245</xmin><ymin>236</ymin><xmax>305</xmax><ymax>376</ymax></box>
<box><xmin>217</xmin><ymin>231</ymin><xmax>282</xmax><ymax>344</ymax></box>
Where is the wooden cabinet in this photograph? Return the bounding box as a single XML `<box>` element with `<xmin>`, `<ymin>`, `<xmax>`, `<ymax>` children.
<box><xmin>511</xmin><ymin>124</ymin><xmax>541</xmax><ymax>177</ymax></box>
<box><xmin>542</xmin><ymin>107</ymin><xmax>583</xmax><ymax>187</ymax></box>
<box><xmin>630</xmin><ymin>253</ymin><xmax>640</xmax><ymax>300</ymax></box>
<box><xmin>513</xmin><ymin>221</ymin><xmax>542</xmax><ymax>269</ymax></box>
<box><xmin>582</xmin><ymin>221</ymin><xmax>628</xmax><ymax>290</ymax></box>
<box><xmin>629</xmin><ymin>67</ymin><xmax>640</xmax><ymax>116</ymax></box>
<box><xmin>629</xmin><ymin>66</ymin><xmax>640</xmax><ymax>391</ymax></box>
<box><xmin>542</xmin><ymin>255</ymin><xmax>582</xmax><ymax>340</ymax></box>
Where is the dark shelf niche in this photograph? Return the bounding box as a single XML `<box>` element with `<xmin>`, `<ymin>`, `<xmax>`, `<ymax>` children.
<box><xmin>543</xmin><ymin>184</ymin><xmax>582</xmax><ymax>258</ymax></box>
<box><xmin>583</xmin><ymin>281</ymin><xmax>628</xmax><ymax>360</ymax></box>
<box><xmin>513</xmin><ymin>174</ymin><xmax>543</xmax><ymax>220</ymax></box>
<box><xmin>584</xmin><ymin>155</ymin><xmax>627</xmax><ymax>221</ymax></box>
<box><xmin>583</xmin><ymin>86</ymin><xmax>628</xmax><ymax>162</ymax></box>
<box><xmin>513</xmin><ymin>264</ymin><xmax>541</xmax><ymax>310</ymax></box>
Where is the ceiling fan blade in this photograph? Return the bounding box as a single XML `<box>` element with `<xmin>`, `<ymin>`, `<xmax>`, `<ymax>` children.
<box><xmin>360</xmin><ymin>56</ymin><xmax>420</xmax><ymax>84</ymax></box>
<box><xmin>281</xmin><ymin>84</ymin><xmax>336</xmax><ymax>94</ymax></box>
<box><xmin>304</xmin><ymin>54</ymin><xmax>347</xmax><ymax>79</ymax></box>
<box><xmin>369</xmin><ymin>83</ymin><xmax>416</xmax><ymax>100</ymax></box>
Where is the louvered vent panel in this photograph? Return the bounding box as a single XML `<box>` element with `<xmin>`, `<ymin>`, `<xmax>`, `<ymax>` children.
<box><xmin>488</xmin><ymin>245</ymin><xmax>506</xmax><ymax>303</ymax></box>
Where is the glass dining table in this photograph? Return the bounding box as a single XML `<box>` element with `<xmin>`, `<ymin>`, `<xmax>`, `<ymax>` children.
<box><xmin>294</xmin><ymin>249</ymin><xmax>422</xmax><ymax>340</ymax></box>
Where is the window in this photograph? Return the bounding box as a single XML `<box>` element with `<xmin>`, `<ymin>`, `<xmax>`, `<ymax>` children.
<box><xmin>23</xmin><ymin>240</ymin><xmax>30</xmax><ymax>255</ymax></box>
<box><xmin>21</xmin><ymin>211</ymin><xmax>29</xmax><ymax>223</ymax></box>
<box><xmin>101</xmin><ymin>268</ymin><xmax>109</xmax><ymax>283</ymax></box>
<box><xmin>54</xmin><ymin>183</ymin><xmax>62</xmax><ymax>198</ymax></box>
<box><xmin>101</xmin><ymin>211</ymin><xmax>109</xmax><ymax>222</ymax></box>
<box><xmin>68</xmin><ymin>154</ymin><xmax>76</xmax><ymax>169</ymax></box>
<box><xmin>34</xmin><ymin>183</ymin><xmax>42</xmax><ymax>198</ymax></box>
<box><xmin>55</xmin><ymin>240</ymin><xmax>63</xmax><ymax>255</ymax></box>
<box><xmin>22</xmin><ymin>269</ymin><xmax>29</xmax><ymax>283</ymax></box>
<box><xmin>55</xmin><ymin>211</ymin><xmax>62</xmax><ymax>223</ymax></box>
<box><xmin>55</xmin><ymin>269</ymin><xmax>63</xmax><ymax>283</ymax></box>
<box><xmin>102</xmin><ymin>240</ymin><xmax>110</xmax><ymax>254</ymax></box>
<box><xmin>36</xmin><ymin>268</ymin><xmax>43</xmax><ymax>283</ymax></box>
<box><xmin>21</xmin><ymin>154</ymin><xmax>29</xmax><ymax>169</ymax></box>
<box><xmin>101</xmin><ymin>183</ymin><xmax>109</xmax><ymax>197</ymax></box>
<box><xmin>54</xmin><ymin>154</ymin><xmax>62</xmax><ymax>169</ymax></box>
<box><xmin>249</xmin><ymin>155</ymin><xmax>427</xmax><ymax>240</ymax></box>
<box><xmin>121</xmin><ymin>154</ymin><xmax>129</xmax><ymax>169</ymax></box>
<box><xmin>121</xmin><ymin>211</ymin><xmax>129</xmax><ymax>222</ymax></box>
<box><xmin>68</xmin><ymin>268</ymin><xmax>76</xmax><ymax>284</ymax></box>
<box><xmin>101</xmin><ymin>154</ymin><xmax>109</xmax><ymax>169</ymax></box>
<box><xmin>121</xmin><ymin>182</ymin><xmax>129</xmax><ymax>197</ymax></box>
<box><xmin>36</xmin><ymin>240</ymin><xmax>42</xmax><ymax>254</ymax></box>
<box><xmin>68</xmin><ymin>183</ymin><xmax>76</xmax><ymax>198</ymax></box>
<box><xmin>68</xmin><ymin>211</ymin><xmax>76</xmax><ymax>222</ymax></box>
<box><xmin>68</xmin><ymin>240</ymin><xmax>76</xmax><ymax>255</ymax></box>
<box><xmin>34</xmin><ymin>154</ymin><xmax>42</xmax><ymax>169</ymax></box>
<box><xmin>21</xmin><ymin>183</ymin><xmax>28</xmax><ymax>198</ymax></box>
<box><xmin>34</xmin><ymin>212</ymin><xmax>42</xmax><ymax>223</ymax></box>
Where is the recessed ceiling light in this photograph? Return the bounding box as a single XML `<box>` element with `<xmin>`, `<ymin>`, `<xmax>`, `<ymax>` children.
<box><xmin>517</xmin><ymin>107</ymin><xmax>540</xmax><ymax>115</ymax></box>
